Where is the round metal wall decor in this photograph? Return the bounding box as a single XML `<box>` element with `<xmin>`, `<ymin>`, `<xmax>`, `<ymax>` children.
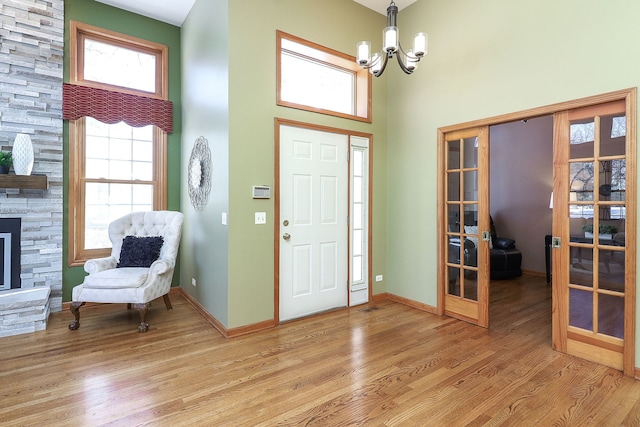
<box><xmin>188</xmin><ymin>136</ymin><xmax>211</xmax><ymax>211</ymax></box>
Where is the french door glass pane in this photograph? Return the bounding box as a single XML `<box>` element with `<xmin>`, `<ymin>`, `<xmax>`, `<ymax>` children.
<box><xmin>447</xmin><ymin>204</ymin><xmax>460</xmax><ymax>232</ymax></box>
<box><xmin>447</xmin><ymin>140</ymin><xmax>460</xmax><ymax>169</ymax></box>
<box><xmin>598</xmin><ymin>293</ymin><xmax>624</xmax><ymax>338</ymax></box>
<box><xmin>569</xmin><ymin>161</ymin><xmax>594</xmax><ymax>201</ymax></box>
<box><xmin>447</xmin><ymin>172</ymin><xmax>460</xmax><ymax>201</ymax></box>
<box><xmin>570</xmin><ymin>120</ymin><xmax>594</xmax><ymax>159</ymax></box>
<box><xmin>600</xmin><ymin>114</ymin><xmax>626</xmax><ymax>157</ymax></box>
<box><xmin>463</xmin><ymin>137</ymin><xmax>478</xmax><ymax>168</ymax></box>
<box><xmin>462</xmin><ymin>171</ymin><xmax>477</xmax><ymax>201</ymax></box>
<box><xmin>463</xmin><ymin>271</ymin><xmax>478</xmax><ymax>301</ymax></box>
<box><xmin>598</xmin><ymin>249</ymin><xmax>625</xmax><ymax>292</ymax></box>
<box><xmin>569</xmin><ymin>246</ymin><xmax>593</xmax><ymax>288</ymax></box>
<box><xmin>569</xmin><ymin>287</ymin><xmax>593</xmax><ymax>331</ymax></box>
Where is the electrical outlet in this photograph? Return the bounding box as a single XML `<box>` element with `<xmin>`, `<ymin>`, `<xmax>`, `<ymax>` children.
<box><xmin>375</xmin><ymin>275</ymin><xmax>383</xmax><ymax>282</ymax></box>
<box><xmin>191</xmin><ymin>278</ymin><xmax>196</xmax><ymax>287</ymax></box>
<box><xmin>255</xmin><ymin>212</ymin><xmax>267</xmax><ymax>224</ymax></box>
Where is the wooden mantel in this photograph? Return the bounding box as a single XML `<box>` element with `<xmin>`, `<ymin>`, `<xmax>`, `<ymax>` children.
<box><xmin>0</xmin><ymin>174</ymin><xmax>48</xmax><ymax>189</ymax></box>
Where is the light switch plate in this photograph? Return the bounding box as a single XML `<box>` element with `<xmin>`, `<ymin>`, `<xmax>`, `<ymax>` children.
<box><xmin>255</xmin><ymin>212</ymin><xmax>267</xmax><ymax>224</ymax></box>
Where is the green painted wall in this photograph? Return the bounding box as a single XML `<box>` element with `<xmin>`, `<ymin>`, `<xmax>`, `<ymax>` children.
<box><xmin>386</xmin><ymin>0</ymin><xmax>640</xmax><ymax>363</ymax></box>
<box><xmin>62</xmin><ymin>0</ymin><xmax>182</xmax><ymax>301</ymax></box>
<box><xmin>181</xmin><ymin>0</ymin><xmax>389</xmax><ymax>328</ymax></box>
<box><xmin>180</xmin><ymin>0</ymin><xmax>230</xmax><ymax>325</ymax></box>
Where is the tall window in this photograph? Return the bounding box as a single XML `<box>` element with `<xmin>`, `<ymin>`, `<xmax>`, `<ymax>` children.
<box><xmin>68</xmin><ymin>22</ymin><xmax>169</xmax><ymax>266</ymax></box>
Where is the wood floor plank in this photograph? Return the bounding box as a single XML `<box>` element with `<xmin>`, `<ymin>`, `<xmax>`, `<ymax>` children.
<box><xmin>1</xmin><ymin>274</ymin><xmax>640</xmax><ymax>426</ymax></box>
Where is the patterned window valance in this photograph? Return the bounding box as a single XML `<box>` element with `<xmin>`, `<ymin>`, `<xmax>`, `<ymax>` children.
<box><xmin>62</xmin><ymin>83</ymin><xmax>173</xmax><ymax>133</ymax></box>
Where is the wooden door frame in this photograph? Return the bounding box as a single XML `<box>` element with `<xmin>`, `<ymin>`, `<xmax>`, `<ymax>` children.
<box><xmin>436</xmin><ymin>88</ymin><xmax>636</xmax><ymax>376</ymax></box>
<box><xmin>273</xmin><ymin>118</ymin><xmax>374</xmax><ymax>324</ymax></box>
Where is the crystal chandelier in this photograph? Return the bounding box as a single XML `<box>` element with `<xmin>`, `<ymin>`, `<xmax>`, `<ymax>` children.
<box><xmin>356</xmin><ymin>1</ymin><xmax>427</xmax><ymax>77</ymax></box>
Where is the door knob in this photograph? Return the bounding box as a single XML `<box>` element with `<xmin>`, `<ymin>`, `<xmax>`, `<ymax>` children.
<box><xmin>283</xmin><ymin>233</ymin><xmax>291</xmax><ymax>241</ymax></box>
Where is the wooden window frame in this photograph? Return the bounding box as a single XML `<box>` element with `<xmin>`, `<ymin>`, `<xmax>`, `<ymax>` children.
<box><xmin>70</xmin><ymin>21</ymin><xmax>168</xmax><ymax>99</ymax></box>
<box><xmin>68</xmin><ymin>22</ymin><xmax>168</xmax><ymax>267</ymax></box>
<box><xmin>276</xmin><ymin>30</ymin><xmax>372</xmax><ymax>123</ymax></box>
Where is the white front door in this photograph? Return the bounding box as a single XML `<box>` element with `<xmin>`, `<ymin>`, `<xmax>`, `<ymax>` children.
<box><xmin>279</xmin><ymin>125</ymin><xmax>348</xmax><ymax>321</ymax></box>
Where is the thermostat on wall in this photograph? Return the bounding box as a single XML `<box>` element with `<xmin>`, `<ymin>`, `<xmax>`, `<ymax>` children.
<box><xmin>252</xmin><ymin>185</ymin><xmax>271</xmax><ymax>199</ymax></box>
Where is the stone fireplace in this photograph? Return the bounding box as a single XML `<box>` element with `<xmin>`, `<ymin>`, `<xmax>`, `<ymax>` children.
<box><xmin>0</xmin><ymin>0</ymin><xmax>63</xmax><ymax>337</ymax></box>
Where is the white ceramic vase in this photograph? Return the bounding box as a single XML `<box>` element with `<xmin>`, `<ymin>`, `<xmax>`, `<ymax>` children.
<box><xmin>12</xmin><ymin>133</ymin><xmax>33</xmax><ymax>176</ymax></box>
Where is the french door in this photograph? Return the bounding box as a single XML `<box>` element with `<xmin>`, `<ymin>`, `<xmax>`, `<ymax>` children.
<box><xmin>441</xmin><ymin>126</ymin><xmax>491</xmax><ymax>327</ymax></box>
<box><xmin>552</xmin><ymin>99</ymin><xmax>636</xmax><ymax>375</ymax></box>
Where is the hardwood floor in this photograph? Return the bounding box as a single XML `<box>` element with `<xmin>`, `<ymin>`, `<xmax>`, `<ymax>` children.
<box><xmin>2</xmin><ymin>274</ymin><xmax>640</xmax><ymax>426</ymax></box>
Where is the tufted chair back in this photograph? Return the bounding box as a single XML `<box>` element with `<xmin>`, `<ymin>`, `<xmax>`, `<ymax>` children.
<box><xmin>109</xmin><ymin>211</ymin><xmax>184</xmax><ymax>266</ymax></box>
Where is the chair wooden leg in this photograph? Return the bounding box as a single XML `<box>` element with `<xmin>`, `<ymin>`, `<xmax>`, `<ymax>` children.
<box><xmin>68</xmin><ymin>301</ymin><xmax>85</xmax><ymax>330</ymax></box>
<box><xmin>133</xmin><ymin>302</ymin><xmax>150</xmax><ymax>332</ymax></box>
<box><xmin>162</xmin><ymin>294</ymin><xmax>172</xmax><ymax>310</ymax></box>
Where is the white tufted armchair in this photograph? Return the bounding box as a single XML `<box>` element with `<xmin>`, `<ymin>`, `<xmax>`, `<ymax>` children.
<box><xmin>69</xmin><ymin>211</ymin><xmax>184</xmax><ymax>332</ymax></box>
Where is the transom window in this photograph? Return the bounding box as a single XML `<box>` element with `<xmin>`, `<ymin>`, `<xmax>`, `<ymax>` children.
<box><xmin>68</xmin><ymin>22</ymin><xmax>168</xmax><ymax>266</ymax></box>
<box><xmin>83</xmin><ymin>38</ymin><xmax>157</xmax><ymax>93</ymax></box>
<box><xmin>276</xmin><ymin>31</ymin><xmax>371</xmax><ymax>123</ymax></box>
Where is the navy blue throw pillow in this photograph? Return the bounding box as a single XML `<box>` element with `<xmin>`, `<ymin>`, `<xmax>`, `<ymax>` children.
<box><xmin>117</xmin><ymin>236</ymin><xmax>164</xmax><ymax>268</ymax></box>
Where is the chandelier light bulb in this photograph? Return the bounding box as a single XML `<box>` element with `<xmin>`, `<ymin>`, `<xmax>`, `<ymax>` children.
<box><xmin>370</xmin><ymin>53</ymin><xmax>382</xmax><ymax>75</ymax></box>
<box><xmin>357</xmin><ymin>41</ymin><xmax>371</xmax><ymax>65</ymax></box>
<box><xmin>413</xmin><ymin>32</ymin><xmax>427</xmax><ymax>57</ymax></box>
<box><xmin>383</xmin><ymin>26</ymin><xmax>398</xmax><ymax>53</ymax></box>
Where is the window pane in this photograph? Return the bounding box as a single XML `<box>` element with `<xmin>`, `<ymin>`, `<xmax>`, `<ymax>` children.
<box><xmin>353</xmin><ymin>177</ymin><xmax>362</xmax><ymax>203</ymax></box>
<box><xmin>352</xmin><ymin>255</ymin><xmax>362</xmax><ymax>282</ymax></box>
<box><xmin>84</xmin><ymin>182</ymin><xmax>153</xmax><ymax>250</ymax></box>
<box><xmin>109</xmin><ymin>138</ymin><xmax>132</xmax><ymax>161</ymax></box>
<box><xmin>280</xmin><ymin>52</ymin><xmax>355</xmax><ymax>115</ymax></box>
<box><xmin>133</xmin><ymin>140</ymin><xmax>153</xmax><ymax>162</ymax></box>
<box><xmin>132</xmin><ymin>161</ymin><xmax>153</xmax><ymax>180</ymax></box>
<box><xmin>84</xmin><ymin>38</ymin><xmax>156</xmax><ymax>93</ymax></box>
<box><xmin>353</xmin><ymin>150</ymin><xmax>363</xmax><ymax>176</ymax></box>
<box><xmin>353</xmin><ymin>204</ymin><xmax>363</xmax><ymax>229</ymax></box>
<box><xmin>353</xmin><ymin>230</ymin><xmax>362</xmax><ymax>256</ymax></box>
<box><xmin>85</xmin><ymin>118</ymin><xmax>153</xmax><ymax>181</ymax></box>
<box><xmin>86</xmin><ymin>135</ymin><xmax>109</xmax><ymax>158</ymax></box>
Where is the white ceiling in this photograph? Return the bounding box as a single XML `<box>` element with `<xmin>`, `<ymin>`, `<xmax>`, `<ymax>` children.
<box><xmin>95</xmin><ymin>0</ymin><xmax>418</xmax><ymax>27</ymax></box>
<box><xmin>95</xmin><ymin>0</ymin><xmax>195</xmax><ymax>27</ymax></box>
<box><xmin>352</xmin><ymin>0</ymin><xmax>418</xmax><ymax>15</ymax></box>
